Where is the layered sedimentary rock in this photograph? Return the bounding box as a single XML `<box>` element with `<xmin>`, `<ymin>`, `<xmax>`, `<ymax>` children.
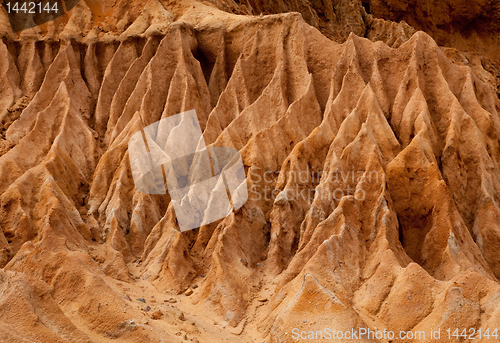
<box><xmin>365</xmin><ymin>0</ymin><xmax>500</xmax><ymax>99</ymax></box>
<box><xmin>1</xmin><ymin>0</ymin><xmax>500</xmax><ymax>342</ymax></box>
<box><xmin>366</xmin><ymin>0</ymin><xmax>500</xmax><ymax>55</ymax></box>
<box><xmin>207</xmin><ymin>0</ymin><xmax>500</xmax><ymax>98</ymax></box>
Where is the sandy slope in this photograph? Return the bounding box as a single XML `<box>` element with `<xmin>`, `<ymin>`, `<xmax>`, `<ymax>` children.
<box><xmin>1</xmin><ymin>1</ymin><xmax>500</xmax><ymax>342</ymax></box>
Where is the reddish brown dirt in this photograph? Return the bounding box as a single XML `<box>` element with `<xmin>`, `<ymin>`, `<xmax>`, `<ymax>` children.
<box><xmin>1</xmin><ymin>1</ymin><xmax>500</xmax><ymax>342</ymax></box>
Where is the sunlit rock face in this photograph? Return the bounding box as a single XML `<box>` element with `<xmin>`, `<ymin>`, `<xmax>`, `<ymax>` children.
<box><xmin>0</xmin><ymin>1</ymin><xmax>500</xmax><ymax>342</ymax></box>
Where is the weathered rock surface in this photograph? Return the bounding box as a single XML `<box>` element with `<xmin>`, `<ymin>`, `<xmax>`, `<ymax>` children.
<box><xmin>1</xmin><ymin>0</ymin><xmax>500</xmax><ymax>342</ymax></box>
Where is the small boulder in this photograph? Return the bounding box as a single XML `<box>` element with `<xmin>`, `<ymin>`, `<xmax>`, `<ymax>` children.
<box><xmin>151</xmin><ymin>310</ymin><xmax>163</xmax><ymax>320</ymax></box>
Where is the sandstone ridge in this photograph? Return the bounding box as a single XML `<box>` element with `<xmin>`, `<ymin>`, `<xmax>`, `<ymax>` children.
<box><xmin>1</xmin><ymin>1</ymin><xmax>500</xmax><ymax>342</ymax></box>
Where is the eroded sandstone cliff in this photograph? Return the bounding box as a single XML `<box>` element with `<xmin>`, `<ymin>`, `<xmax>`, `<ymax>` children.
<box><xmin>1</xmin><ymin>0</ymin><xmax>500</xmax><ymax>342</ymax></box>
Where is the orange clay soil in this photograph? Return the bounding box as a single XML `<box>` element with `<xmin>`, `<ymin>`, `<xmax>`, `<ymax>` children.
<box><xmin>1</xmin><ymin>1</ymin><xmax>500</xmax><ymax>342</ymax></box>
